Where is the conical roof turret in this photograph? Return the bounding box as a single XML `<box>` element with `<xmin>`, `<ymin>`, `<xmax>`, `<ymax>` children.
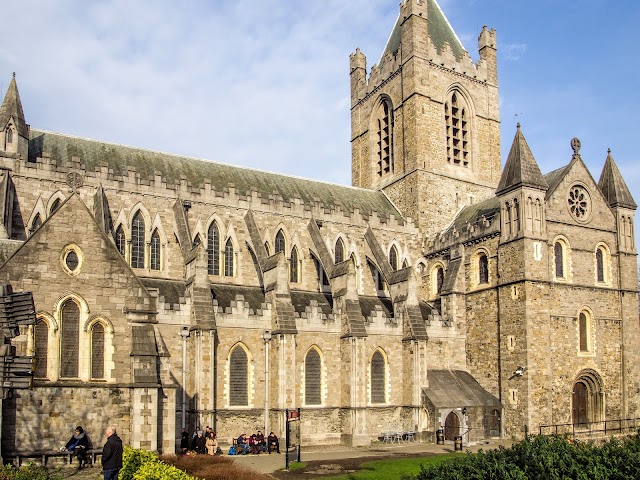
<box><xmin>496</xmin><ymin>124</ymin><xmax>547</xmax><ymax>195</ymax></box>
<box><xmin>598</xmin><ymin>149</ymin><xmax>637</xmax><ymax>209</ymax></box>
<box><xmin>0</xmin><ymin>73</ymin><xmax>28</xmax><ymax>138</ymax></box>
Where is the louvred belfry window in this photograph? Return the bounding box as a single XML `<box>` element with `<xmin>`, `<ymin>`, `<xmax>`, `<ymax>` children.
<box><xmin>445</xmin><ymin>92</ymin><xmax>470</xmax><ymax>167</ymax></box>
<box><xmin>229</xmin><ymin>346</ymin><xmax>248</xmax><ymax>406</ymax></box>
<box><xmin>60</xmin><ymin>300</ymin><xmax>80</xmax><ymax>378</ymax></box>
<box><xmin>305</xmin><ymin>348</ymin><xmax>322</xmax><ymax>406</ymax></box>
<box><xmin>376</xmin><ymin>100</ymin><xmax>394</xmax><ymax>177</ymax></box>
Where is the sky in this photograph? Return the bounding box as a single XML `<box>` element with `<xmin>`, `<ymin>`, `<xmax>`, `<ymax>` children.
<box><xmin>0</xmin><ymin>0</ymin><xmax>638</xmax><ymax>209</ymax></box>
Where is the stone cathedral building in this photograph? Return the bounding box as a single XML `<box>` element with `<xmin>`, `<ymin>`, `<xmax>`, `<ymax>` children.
<box><xmin>0</xmin><ymin>0</ymin><xmax>638</xmax><ymax>454</ymax></box>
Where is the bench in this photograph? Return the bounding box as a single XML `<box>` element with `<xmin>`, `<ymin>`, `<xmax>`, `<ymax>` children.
<box><xmin>6</xmin><ymin>448</ymin><xmax>103</xmax><ymax>467</ymax></box>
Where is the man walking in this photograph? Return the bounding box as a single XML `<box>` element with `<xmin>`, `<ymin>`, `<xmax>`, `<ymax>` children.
<box><xmin>102</xmin><ymin>425</ymin><xmax>123</xmax><ymax>480</ymax></box>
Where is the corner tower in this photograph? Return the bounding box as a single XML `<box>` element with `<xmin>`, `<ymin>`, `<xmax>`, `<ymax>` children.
<box><xmin>350</xmin><ymin>0</ymin><xmax>501</xmax><ymax>235</ymax></box>
<box><xmin>0</xmin><ymin>73</ymin><xmax>29</xmax><ymax>159</ymax></box>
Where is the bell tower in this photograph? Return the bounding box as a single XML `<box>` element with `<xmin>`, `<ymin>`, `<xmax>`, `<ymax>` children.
<box><xmin>350</xmin><ymin>0</ymin><xmax>501</xmax><ymax>236</ymax></box>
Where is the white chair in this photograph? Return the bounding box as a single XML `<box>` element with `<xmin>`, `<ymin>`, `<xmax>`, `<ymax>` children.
<box><xmin>382</xmin><ymin>431</ymin><xmax>394</xmax><ymax>444</ymax></box>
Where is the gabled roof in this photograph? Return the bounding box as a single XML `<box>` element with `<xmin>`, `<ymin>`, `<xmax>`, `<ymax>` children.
<box><xmin>598</xmin><ymin>150</ymin><xmax>637</xmax><ymax>210</ymax></box>
<box><xmin>28</xmin><ymin>129</ymin><xmax>401</xmax><ymax>220</ymax></box>
<box><xmin>0</xmin><ymin>74</ymin><xmax>28</xmax><ymax>137</ymax></box>
<box><xmin>496</xmin><ymin>124</ymin><xmax>547</xmax><ymax>195</ymax></box>
<box><xmin>380</xmin><ymin>0</ymin><xmax>466</xmax><ymax>62</ymax></box>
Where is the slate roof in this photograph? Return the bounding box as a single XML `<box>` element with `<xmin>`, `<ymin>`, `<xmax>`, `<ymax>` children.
<box><xmin>543</xmin><ymin>165</ymin><xmax>570</xmax><ymax>199</ymax></box>
<box><xmin>598</xmin><ymin>150</ymin><xmax>637</xmax><ymax>209</ymax></box>
<box><xmin>496</xmin><ymin>125</ymin><xmax>547</xmax><ymax>195</ymax></box>
<box><xmin>290</xmin><ymin>290</ymin><xmax>333</xmax><ymax>317</ymax></box>
<box><xmin>0</xmin><ymin>75</ymin><xmax>28</xmax><ymax>137</ymax></box>
<box><xmin>423</xmin><ymin>369</ymin><xmax>501</xmax><ymax>409</ymax></box>
<box><xmin>450</xmin><ymin>196</ymin><xmax>500</xmax><ymax>233</ymax></box>
<box><xmin>210</xmin><ymin>285</ymin><xmax>265</xmax><ymax>313</ymax></box>
<box><xmin>380</xmin><ymin>0</ymin><xmax>466</xmax><ymax>62</ymax></box>
<box><xmin>28</xmin><ymin>129</ymin><xmax>400</xmax><ymax>219</ymax></box>
<box><xmin>141</xmin><ymin>278</ymin><xmax>186</xmax><ymax>308</ymax></box>
<box><xmin>360</xmin><ymin>295</ymin><xmax>393</xmax><ymax>319</ymax></box>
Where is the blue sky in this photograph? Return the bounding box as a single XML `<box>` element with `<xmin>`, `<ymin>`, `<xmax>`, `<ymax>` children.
<box><xmin>0</xmin><ymin>0</ymin><xmax>638</xmax><ymax>208</ymax></box>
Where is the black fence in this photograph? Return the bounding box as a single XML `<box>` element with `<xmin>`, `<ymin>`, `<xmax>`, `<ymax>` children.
<box><xmin>539</xmin><ymin>418</ymin><xmax>640</xmax><ymax>439</ymax></box>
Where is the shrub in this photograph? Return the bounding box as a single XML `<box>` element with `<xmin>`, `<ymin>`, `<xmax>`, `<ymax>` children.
<box><xmin>406</xmin><ymin>434</ymin><xmax>640</xmax><ymax>480</ymax></box>
<box><xmin>121</xmin><ymin>446</ymin><xmax>195</xmax><ymax>480</ymax></box>
<box><xmin>0</xmin><ymin>464</ymin><xmax>62</xmax><ymax>480</ymax></box>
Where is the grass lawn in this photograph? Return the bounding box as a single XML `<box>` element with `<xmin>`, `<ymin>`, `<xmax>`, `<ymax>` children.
<box><xmin>322</xmin><ymin>453</ymin><xmax>458</xmax><ymax>480</ymax></box>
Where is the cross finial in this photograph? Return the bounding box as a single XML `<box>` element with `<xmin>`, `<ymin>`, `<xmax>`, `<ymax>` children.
<box><xmin>570</xmin><ymin>137</ymin><xmax>581</xmax><ymax>155</ymax></box>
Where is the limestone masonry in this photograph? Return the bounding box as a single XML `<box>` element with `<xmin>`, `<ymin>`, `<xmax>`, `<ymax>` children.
<box><xmin>0</xmin><ymin>0</ymin><xmax>637</xmax><ymax>453</ymax></box>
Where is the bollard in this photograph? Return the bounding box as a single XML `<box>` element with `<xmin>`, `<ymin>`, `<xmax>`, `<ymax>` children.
<box><xmin>454</xmin><ymin>435</ymin><xmax>463</xmax><ymax>451</ymax></box>
<box><xmin>436</xmin><ymin>429</ymin><xmax>445</xmax><ymax>445</ymax></box>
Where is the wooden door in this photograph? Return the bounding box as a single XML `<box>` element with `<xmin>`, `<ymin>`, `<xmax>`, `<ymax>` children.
<box><xmin>444</xmin><ymin>411</ymin><xmax>460</xmax><ymax>440</ymax></box>
<box><xmin>572</xmin><ymin>382</ymin><xmax>588</xmax><ymax>426</ymax></box>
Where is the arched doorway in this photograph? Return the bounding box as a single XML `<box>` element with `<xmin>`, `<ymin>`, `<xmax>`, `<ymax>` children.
<box><xmin>572</xmin><ymin>370</ymin><xmax>603</xmax><ymax>427</ymax></box>
<box><xmin>444</xmin><ymin>411</ymin><xmax>460</xmax><ymax>440</ymax></box>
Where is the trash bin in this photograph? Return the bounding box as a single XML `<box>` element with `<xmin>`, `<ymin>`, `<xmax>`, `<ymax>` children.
<box><xmin>436</xmin><ymin>429</ymin><xmax>444</xmax><ymax>445</ymax></box>
<box><xmin>454</xmin><ymin>435</ymin><xmax>463</xmax><ymax>451</ymax></box>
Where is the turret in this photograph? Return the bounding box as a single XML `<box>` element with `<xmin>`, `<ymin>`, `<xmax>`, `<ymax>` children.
<box><xmin>349</xmin><ymin>48</ymin><xmax>367</xmax><ymax>106</ymax></box>
<box><xmin>0</xmin><ymin>73</ymin><xmax>29</xmax><ymax>159</ymax></box>
<box><xmin>478</xmin><ymin>26</ymin><xmax>498</xmax><ymax>85</ymax></box>
<box><xmin>496</xmin><ymin>124</ymin><xmax>548</xmax><ymax>244</ymax></box>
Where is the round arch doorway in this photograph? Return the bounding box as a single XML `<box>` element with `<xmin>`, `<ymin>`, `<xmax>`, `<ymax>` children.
<box><xmin>444</xmin><ymin>411</ymin><xmax>460</xmax><ymax>441</ymax></box>
<box><xmin>572</xmin><ymin>370</ymin><xmax>603</xmax><ymax>427</ymax></box>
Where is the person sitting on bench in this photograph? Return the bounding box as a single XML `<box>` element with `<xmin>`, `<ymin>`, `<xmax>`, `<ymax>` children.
<box><xmin>267</xmin><ymin>432</ymin><xmax>280</xmax><ymax>454</ymax></box>
<box><xmin>63</xmin><ymin>426</ymin><xmax>89</xmax><ymax>469</ymax></box>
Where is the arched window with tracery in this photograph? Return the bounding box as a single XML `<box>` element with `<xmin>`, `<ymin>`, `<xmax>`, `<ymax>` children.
<box><xmin>335</xmin><ymin>238</ymin><xmax>345</xmax><ymax>264</ymax></box>
<box><xmin>445</xmin><ymin>91</ymin><xmax>470</xmax><ymax>167</ymax></box>
<box><xmin>389</xmin><ymin>245</ymin><xmax>398</xmax><ymax>272</ymax></box>
<box><xmin>208</xmin><ymin>222</ymin><xmax>220</xmax><ymax>275</ymax></box>
<box><xmin>275</xmin><ymin>230</ymin><xmax>285</xmax><ymax>255</ymax></box>
<box><xmin>150</xmin><ymin>229</ymin><xmax>161</xmax><ymax>271</ymax></box>
<box><xmin>115</xmin><ymin>225</ymin><xmax>126</xmax><ymax>256</ymax></box>
<box><xmin>370</xmin><ymin>350</ymin><xmax>386</xmax><ymax>404</ymax></box>
<box><xmin>91</xmin><ymin>323</ymin><xmax>105</xmax><ymax>379</ymax></box>
<box><xmin>6</xmin><ymin>128</ymin><xmax>13</xmax><ymax>144</ymax></box>
<box><xmin>34</xmin><ymin>319</ymin><xmax>48</xmax><ymax>378</ymax></box>
<box><xmin>224</xmin><ymin>238</ymin><xmax>234</xmax><ymax>277</ymax></box>
<box><xmin>375</xmin><ymin>99</ymin><xmax>394</xmax><ymax>177</ymax></box>
<box><xmin>290</xmin><ymin>246</ymin><xmax>299</xmax><ymax>283</ymax></box>
<box><xmin>30</xmin><ymin>213</ymin><xmax>42</xmax><ymax>235</ymax></box>
<box><xmin>60</xmin><ymin>300</ymin><xmax>80</xmax><ymax>378</ymax></box>
<box><xmin>229</xmin><ymin>345</ymin><xmax>248</xmax><ymax>406</ymax></box>
<box><xmin>131</xmin><ymin>211</ymin><xmax>145</xmax><ymax>268</ymax></box>
<box><xmin>305</xmin><ymin>348</ymin><xmax>322</xmax><ymax>406</ymax></box>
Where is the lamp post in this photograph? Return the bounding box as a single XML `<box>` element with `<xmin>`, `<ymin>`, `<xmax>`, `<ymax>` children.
<box><xmin>179</xmin><ymin>327</ymin><xmax>190</xmax><ymax>429</ymax></box>
<box><xmin>262</xmin><ymin>330</ymin><xmax>272</xmax><ymax>433</ymax></box>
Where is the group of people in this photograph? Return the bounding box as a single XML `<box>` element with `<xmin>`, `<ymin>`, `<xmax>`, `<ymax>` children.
<box><xmin>233</xmin><ymin>431</ymin><xmax>280</xmax><ymax>455</ymax></box>
<box><xmin>64</xmin><ymin>425</ymin><xmax>123</xmax><ymax>480</ymax></box>
<box><xmin>181</xmin><ymin>426</ymin><xmax>221</xmax><ymax>455</ymax></box>
<box><xmin>179</xmin><ymin>426</ymin><xmax>280</xmax><ymax>456</ymax></box>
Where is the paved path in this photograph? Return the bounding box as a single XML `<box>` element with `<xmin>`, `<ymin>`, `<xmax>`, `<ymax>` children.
<box><xmin>229</xmin><ymin>439</ymin><xmax>512</xmax><ymax>474</ymax></box>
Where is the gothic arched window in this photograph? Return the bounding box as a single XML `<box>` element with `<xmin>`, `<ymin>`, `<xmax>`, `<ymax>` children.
<box><xmin>115</xmin><ymin>225</ymin><xmax>126</xmax><ymax>256</ymax></box>
<box><xmin>554</xmin><ymin>241</ymin><xmax>565</xmax><ymax>279</ymax></box>
<box><xmin>290</xmin><ymin>246</ymin><xmax>299</xmax><ymax>283</ymax></box>
<box><xmin>478</xmin><ymin>254</ymin><xmax>489</xmax><ymax>284</ymax></box>
<box><xmin>370</xmin><ymin>350</ymin><xmax>386</xmax><ymax>404</ymax></box>
<box><xmin>224</xmin><ymin>238</ymin><xmax>234</xmax><ymax>277</ymax></box>
<box><xmin>49</xmin><ymin>198</ymin><xmax>61</xmax><ymax>216</ymax></box>
<box><xmin>6</xmin><ymin>128</ymin><xmax>13</xmax><ymax>144</ymax></box>
<box><xmin>150</xmin><ymin>229</ymin><xmax>161</xmax><ymax>271</ymax></box>
<box><xmin>275</xmin><ymin>230</ymin><xmax>286</xmax><ymax>255</ymax></box>
<box><xmin>229</xmin><ymin>346</ymin><xmax>248</xmax><ymax>406</ymax></box>
<box><xmin>34</xmin><ymin>319</ymin><xmax>48</xmax><ymax>378</ymax></box>
<box><xmin>60</xmin><ymin>300</ymin><xmax>80</xmax><ymax>378</ymax></box>
<box><xmin>91</xmin><ymin>323</ymin><xmax>105</xmax><ymax>379</ymax></box>
<box><xmin>389</xmin><ymin>245</ymin><xmax>398</xmax><ymax>272</ymax></box>
<box><xmin>30</xmin><ymin>213</ymin><xmax>42</xmax><ymax>235</ymax></box>
<box><xmin>445</xmin><ymin>91</ymin><xmax>470</xmax><ymax>167</ymax></box>
<box><xmin>305</xmin><ymin>348</ymin><xmax>322</xmax><ymax>406</ymax></box>
<box><xmin>579</xmin><ymin>311</ymin><xmax>590</xmax><ymax>352</ymax></box>
<box><xmin>335</xmin><ymin>238</ymin><xmax>345</xmax><ymax>264</ymax></box>
<box><xmin>208</xmin><ymin>222</ymin><xmax>220</xmax><ymax>275</ymax></box>
<box><xmin>131</xmin><ymin>211</ymin><xmax>145</xmax><ymax>268</ymax></box>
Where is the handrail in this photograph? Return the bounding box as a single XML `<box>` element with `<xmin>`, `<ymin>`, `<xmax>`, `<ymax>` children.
<box><xmin>538</xmin><ymin>417</ymin><xmax>640</xmax><ymax>439</ymax></box>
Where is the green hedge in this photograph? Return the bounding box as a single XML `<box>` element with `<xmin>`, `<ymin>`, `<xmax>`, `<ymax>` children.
<box><xmin>121</xmin><ymin>446</ymin><xmax>194</xmax><ymax>480</ymax></box>
<box><xmin>0</xmin><ymin>464</ymin><xmax>62</xmax><ymax>480</ymax></box>
<box><xmin>405</xmin><ymin>434</ymin><xmax>640</xmax><ymax>480</ymax></box>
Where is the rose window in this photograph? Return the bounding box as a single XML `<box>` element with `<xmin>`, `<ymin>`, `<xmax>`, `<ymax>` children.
<box><xmin>567</xmin><ymin>185</ymin><xmax>590</xmax><ymax>221</ymax></box>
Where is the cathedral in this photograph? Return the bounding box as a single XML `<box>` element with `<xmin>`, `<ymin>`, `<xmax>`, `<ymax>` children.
<box><xmin>0</xmin><ymin>0</ymin><xmax>637</xmax><ymax>454</ymax></box>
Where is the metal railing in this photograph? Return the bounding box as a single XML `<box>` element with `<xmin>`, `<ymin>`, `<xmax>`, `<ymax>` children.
<box><xmin>539</xmin><ymin>418</ymin><xmax>640</xmax><ymax>439</ymax></box>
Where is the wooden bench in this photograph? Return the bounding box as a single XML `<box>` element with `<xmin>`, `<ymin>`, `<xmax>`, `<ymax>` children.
<box><xmin>6</xmin><ymin>448</ymin><xmax>103</xmax><ymax>467</ymax></box>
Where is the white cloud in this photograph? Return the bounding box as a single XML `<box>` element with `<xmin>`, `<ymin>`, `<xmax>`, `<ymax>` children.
<box><xmin>501</xmin><ymin>43</ymin><xmax>527</xmax><ymax>61</ymax></box>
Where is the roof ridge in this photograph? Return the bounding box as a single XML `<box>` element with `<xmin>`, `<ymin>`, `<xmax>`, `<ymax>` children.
<box><xmin>30</xmin><ymin>128</ymin><xmax>380</xmax><ymax>194</ymax></box>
